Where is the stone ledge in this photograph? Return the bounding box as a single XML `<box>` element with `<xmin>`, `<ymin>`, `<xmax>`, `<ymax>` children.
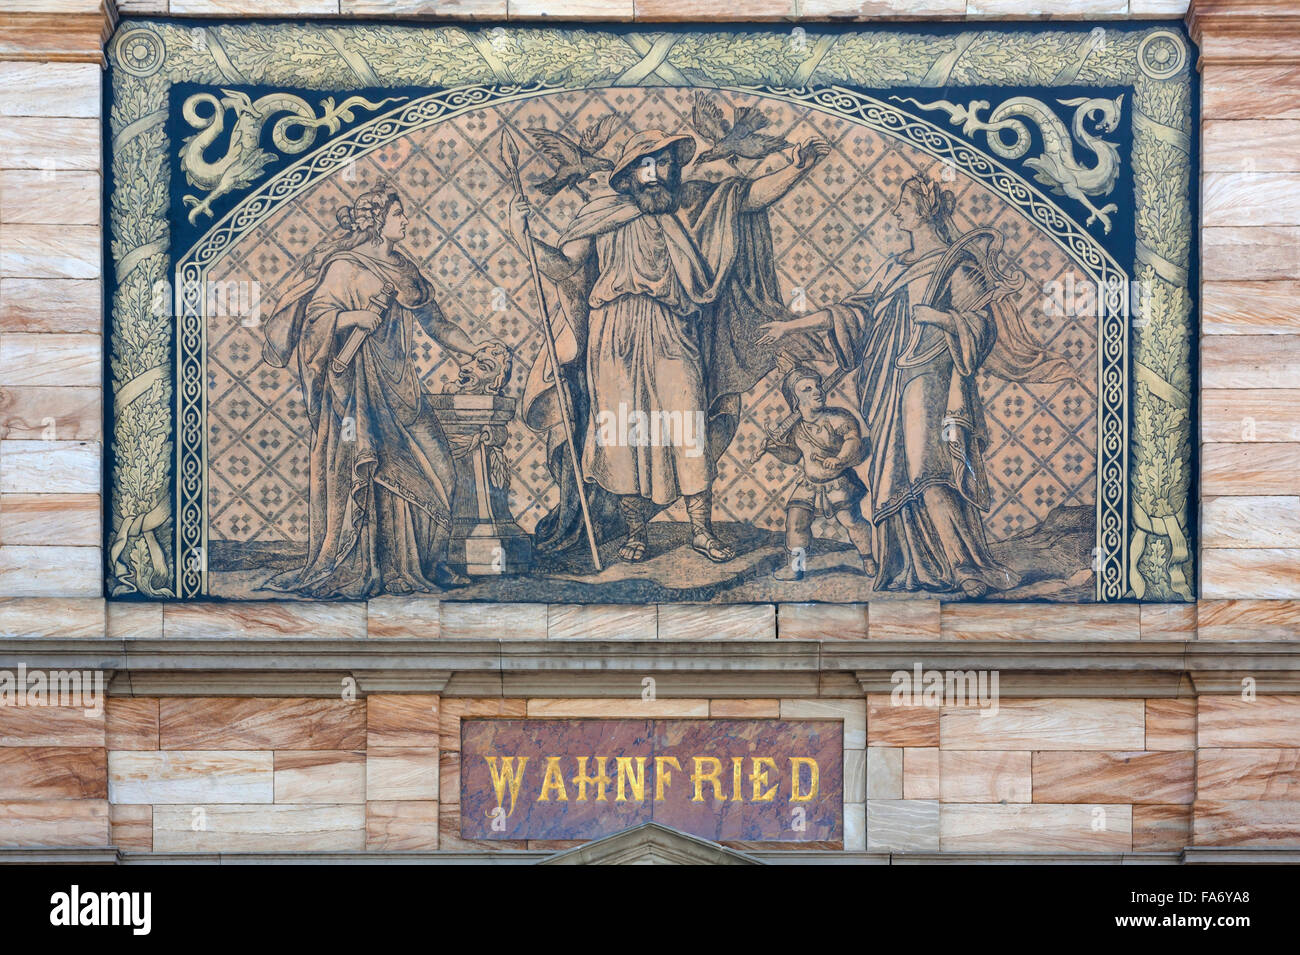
<box><xmin>1</xmin><ymin>844</ymin><xmax>1292</xmax><ymax>864</ymax></box>
<box><xmin>1181</xmin><ymin>846</ymin><xmax>1300</xmax><ymax>864</ymax></box>
<box><xmin>813</xmin><ymin>851</ymin><xmax>1181</xmax><ymax>865</ymax></box>
<box><xmin>0</xmin><ymin>846</ymin><xmax>118</xmax><ymax>865</ymax></box>
<box><xmin>16</xmin><ymin>847</ymin><xmax>1220</xmax><ymax>864</ymax></box>
<box><xmin>856</xmin><ymin>670</ymin><xmax>1196</xmax><ymax>697</ymax></box>
<box><xmin>0</xmin><ymin>2</ymin><xmax>116</xmax><ymax>64</ymax></box>
<box><xmin>1188</xmin><ymin>0</ymin><xmax>1300</xmax><ymax>42</ymax></box>
<box><xmin>7</xmin><ymin>597</ymin><xmax>1292</xmax><ymax>642</ymax></box>
<box><xmin>1189</xmin><ymin>0</ymin><xmax>1300</xmax><ymax>64</ymax></box>
<box><xmin>116</xmin><ymin>850</ymin><xmax>549</xmax><ymax>865</ymax></box>
<box><xmin>109</xmin><ymin>670</ymin><xmax>456</xmax><ymax>696</ymax></box>
<box><xmin>1</xmin><ymin>636</ymin><xmax>1298</xmax><ymax>671</ymax></box>
<box><xmin>0</xmin><ymin>637</ymin><xmax>1298</xmax><ymax>695</ymax></box>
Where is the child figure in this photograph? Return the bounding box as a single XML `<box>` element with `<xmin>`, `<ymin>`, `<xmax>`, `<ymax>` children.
<box><xmin>759</xmin><ymin>362</ymin><xmax>878</xmax><ymax>581</ymax></box>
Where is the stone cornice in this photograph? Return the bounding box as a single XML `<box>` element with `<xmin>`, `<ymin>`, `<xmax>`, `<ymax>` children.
<box><xmin>0</xmin><ymin>1</ymin><xmax>116</xmax><ymax>65</ymax></box>
<box><xmin>3</xmin><ymin>637</ymin><xmax>1300</xmax><ymax>697</ymax></box>
<box><xmin>1181</xmin><ymin>847</ymin><xmax>1300</xmax><ymax>864</ymax></box>
<box><xmin>1187</xmin><ymin>0</ymin><xmax>1300</xmax><ymax>42</ymax></box>
<box><xmin>0</xmin><ymin>847</ymin><xmax>118</xmax><ymax>864</ymax></box>
<box><xmin>6</xmin><ymin>845</ymin><xmax>1291</xmax><ymax>865</ymax></box>
<box><xmin>48</xmin><ymin>847</ymin><xmax>1297</xmax><ymax>865</ymax></box>
<box><xmin>1187</xmin><ymin>0</ymin><xmax>1300</xmax><ymax>65</ymax></box>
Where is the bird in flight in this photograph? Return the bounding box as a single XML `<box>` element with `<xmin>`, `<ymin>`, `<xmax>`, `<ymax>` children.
<box><xmin>527</xmin><ymin>116</ymin><xmax>618</xmax><ymax>197</ymax></box>
<box><xmin>691</xmin><ymin>92</ymin><xmax>789</xmax><ymax>167</ymax></box>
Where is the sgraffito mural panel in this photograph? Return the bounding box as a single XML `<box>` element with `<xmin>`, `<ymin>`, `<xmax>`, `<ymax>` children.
<box><xmin>104</xmin><ymin>20</ymin><xmax>1196</xmax><ymax>605</ymax></box>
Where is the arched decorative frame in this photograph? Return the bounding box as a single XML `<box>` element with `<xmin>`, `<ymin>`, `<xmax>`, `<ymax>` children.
<box><xmin>105</xmin><ymin>19</ymin><xmax>1196</xmax><ymax>604</ymax></box>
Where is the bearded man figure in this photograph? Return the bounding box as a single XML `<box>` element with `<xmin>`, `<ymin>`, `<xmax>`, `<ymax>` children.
<box><xmin>513</xmin><ymin>127</ymin><xmax>829</xmax><ymax>564</ymax></box>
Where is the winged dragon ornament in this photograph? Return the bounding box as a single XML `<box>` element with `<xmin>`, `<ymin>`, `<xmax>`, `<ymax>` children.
<box><xmin>893</xmin><ymin>94</ymin><xmax>1125</xmax><ymax>233</ymax></box>
<box><xmin>178</xmin><ymin>89</ymin><xmax>403</xmax><ymax>224</ymax></box>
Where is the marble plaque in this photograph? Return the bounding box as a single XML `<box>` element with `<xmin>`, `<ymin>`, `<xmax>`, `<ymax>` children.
<box><xmin>104</xmin><ymin>20</ymin><xmax>1196</xmax><ymax>605</ymax></box>
<box><xmin>460</xmin><ymin>719</ymin><xmax>843</xmax><ymax>842</ymax></box>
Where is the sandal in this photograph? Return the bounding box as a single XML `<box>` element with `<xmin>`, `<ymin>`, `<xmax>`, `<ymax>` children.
<box><xmin>691</xmin><ymin>532</ymin><xmax>735</xmax><ymax>563</ymax></box>
<box><xmin>433</xmin><ymin>563</ymin><xmax>470</xmax><ymax>588</ymax></box>
<box><xmin>618</xmin><ymin>537</ymin><xmax>648</xmax><ymax>562</ymax></box>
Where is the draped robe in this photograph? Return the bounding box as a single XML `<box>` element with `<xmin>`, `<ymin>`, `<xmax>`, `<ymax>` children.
<box><xmin>820</xmin><ymin>243</ymin><xmax>1070</xmax><ymax>594</ymax></box>
<box><xmin>521</xmin><ymin>178</ymin><xmax>790</xmax><ymax>550</ymax></box>
<box><xmin>261</xmin><ymin>249</ymin><xmax>455</xmax><ymax>598</ymax></box>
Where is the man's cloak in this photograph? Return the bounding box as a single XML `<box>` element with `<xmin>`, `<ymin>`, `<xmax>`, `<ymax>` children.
<box><xmin>520</xmin><ymin>176</ymin><xmax>790</xmax><ymax>555</ymax></box>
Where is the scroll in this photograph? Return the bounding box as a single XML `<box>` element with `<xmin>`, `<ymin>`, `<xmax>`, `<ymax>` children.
<box><xmin>331</xmin><ymin>282</ymin><xmax>395</xmax><ymax>374</ymax></box>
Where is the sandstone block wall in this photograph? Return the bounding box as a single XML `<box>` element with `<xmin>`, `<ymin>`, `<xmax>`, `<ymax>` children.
<box><xmin>0</xmin><ymin>0</ymin><xmax>1297</xmax><ymax>860</ymax></box>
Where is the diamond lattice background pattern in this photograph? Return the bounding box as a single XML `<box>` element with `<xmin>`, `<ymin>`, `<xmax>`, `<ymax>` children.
<box><xmin>204</xmin><ymin>88</ymin><xmax>1097</xmax><ymax>550</ymax></box>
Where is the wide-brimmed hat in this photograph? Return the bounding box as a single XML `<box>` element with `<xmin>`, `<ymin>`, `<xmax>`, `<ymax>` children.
<box><xmin>608</xmin><ymin>129</ymin><xmax>696</xmax><ymax>193</ymax></box>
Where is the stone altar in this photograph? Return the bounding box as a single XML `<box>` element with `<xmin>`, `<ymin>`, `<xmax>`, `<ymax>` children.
<box><xmin>427</xmin><ymin>393</ymin><xmax>533</xmax><ymax>577</ymax></box>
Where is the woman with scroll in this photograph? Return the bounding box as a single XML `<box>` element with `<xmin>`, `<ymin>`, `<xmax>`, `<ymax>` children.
<box><xmin>262</xmin><ymin>183</ymin><xmax>477</xmax><ymax>597</ymax></box>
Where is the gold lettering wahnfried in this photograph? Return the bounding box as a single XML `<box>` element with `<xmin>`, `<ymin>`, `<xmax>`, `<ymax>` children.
<box><xmin>485</xmin><ymin>754</ymin><xmax>822</xmax><ymax>806</ymax></box>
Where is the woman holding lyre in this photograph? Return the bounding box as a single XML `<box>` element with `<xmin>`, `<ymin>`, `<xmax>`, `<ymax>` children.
<box><xmin>760</xmin><ymin>175</ymin><xmax>1073</xmax><ymax>597</ymax></box>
